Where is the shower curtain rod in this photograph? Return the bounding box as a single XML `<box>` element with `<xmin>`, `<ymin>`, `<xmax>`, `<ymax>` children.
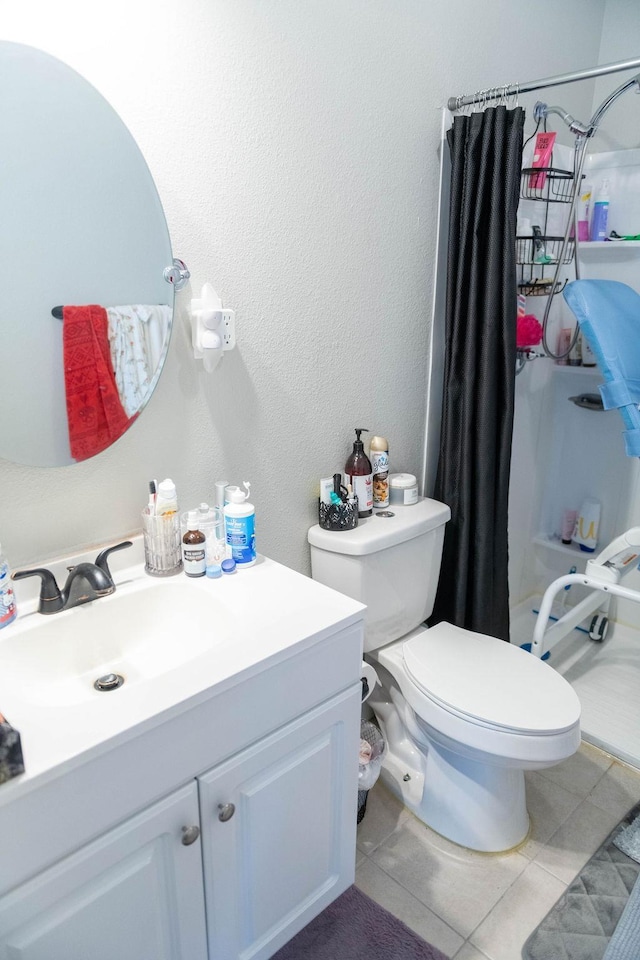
<box><xmin>447</xmin><ymin>56</ymin><xmax>640</xmax><ymax>112</ymax></box>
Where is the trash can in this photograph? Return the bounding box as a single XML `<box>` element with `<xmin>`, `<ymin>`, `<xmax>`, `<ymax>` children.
<box><xmin>357</xmin><ymin>719</ymin><xmax>385</xmax><ymax>823</ymax></box>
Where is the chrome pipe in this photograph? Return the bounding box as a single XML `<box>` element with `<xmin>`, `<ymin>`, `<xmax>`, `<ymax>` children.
<box><xmin>447</xmin><ymin>56</ymin><xmax>640</xmax><ymax>112</ymax></box>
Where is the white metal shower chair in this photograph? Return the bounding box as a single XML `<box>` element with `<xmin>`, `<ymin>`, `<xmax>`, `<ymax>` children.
<box><xmin>531</xmin><ymin>528</ymin><xmax>640</xmax><ymax>659</ymax></box>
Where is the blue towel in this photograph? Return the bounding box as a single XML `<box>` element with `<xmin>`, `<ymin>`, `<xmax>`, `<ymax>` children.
<box><xmin>563</xmin><ymin>280</ymin><xmax>640</xmax><ymax>458</ymax></box>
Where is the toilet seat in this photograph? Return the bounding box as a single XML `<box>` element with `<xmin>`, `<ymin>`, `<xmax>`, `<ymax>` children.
<box><xmin>402</xmin><ymin>622</ymin><xmax>581</xmax><ymax>736</ymax></box>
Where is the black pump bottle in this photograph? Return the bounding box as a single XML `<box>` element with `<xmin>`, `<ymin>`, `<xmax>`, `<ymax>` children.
<box><xmin>345</xmin><ymin>428</ymin><xmax>373</xmax><ymax>517</ymax></box>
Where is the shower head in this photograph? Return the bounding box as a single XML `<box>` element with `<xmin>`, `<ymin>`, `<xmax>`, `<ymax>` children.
<box><xmin>534</xmin><ymin>73</ymin><xmax>640</xmax><ymax>141</ymax></box>
<box><xmin>533</xmin><ymin>101</ymin><xmax>590</xmax><ymax>137</ymax></box>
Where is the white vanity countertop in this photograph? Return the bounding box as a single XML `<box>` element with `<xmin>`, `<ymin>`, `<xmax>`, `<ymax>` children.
<box><xmin>0</xmin><ymin>545</ymin><xmax>364</xmax><ymax>805</ymax></box>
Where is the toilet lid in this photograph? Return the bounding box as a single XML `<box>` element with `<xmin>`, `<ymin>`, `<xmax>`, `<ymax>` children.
<box><xmin>402</xmin><ymin>622</ymin><xmax>581</xmax><ymax>735</ymax></box>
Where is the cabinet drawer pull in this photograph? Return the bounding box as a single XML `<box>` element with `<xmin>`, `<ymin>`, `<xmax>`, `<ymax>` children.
<box><xmin>218</xmin><ymin>802</ymin><xmax>236</xmax><ymax>822</ymax></box>
<box><xmin>181</xmin><ymin>825</ymin><xmax>201</xmax><ymax>845</ymax></box>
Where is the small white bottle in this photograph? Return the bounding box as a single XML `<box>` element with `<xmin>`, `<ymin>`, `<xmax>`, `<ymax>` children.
<box><xmin>156</xmin><ymin>478</ymin><xmax>179</xmax><ymax>516</ymax></box>
<box><xmin>223</xmin><ymin>482</ymin><xmax>256</xmax><ymax>566</ymax></box>
<box><xmin>0</xmin><ymin>544</ymin><xmax>17</xmax><ymax>629</ymax></box>
<box><xmin>182</xmin><ymin>512</ymin><xmax>206</xmax><ymax>577</ymax></box>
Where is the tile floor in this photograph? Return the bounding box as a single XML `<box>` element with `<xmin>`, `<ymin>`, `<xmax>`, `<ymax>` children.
<box><xmin>355</xmin><ymin>741</ymin><xmax>640</xmax><ymax>960</ymax></box>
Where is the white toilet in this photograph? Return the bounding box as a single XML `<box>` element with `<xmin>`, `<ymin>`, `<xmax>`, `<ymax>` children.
<box><xmin>308</xmin><ymin>498</ymin><xmax>581</xmax><ymax>852</ymax></box>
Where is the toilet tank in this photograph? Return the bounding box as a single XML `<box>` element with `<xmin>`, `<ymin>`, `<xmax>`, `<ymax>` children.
<box><xmin>308</xmin><ymin>498</ymin><xmax>450</xmax><ymax>653</ymax></box>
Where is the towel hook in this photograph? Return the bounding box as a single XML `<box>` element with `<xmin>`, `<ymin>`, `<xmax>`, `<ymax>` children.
<box><xmin>163</xmin><ymin>258</ymin><xmax>191</xmax><ymax>291</ymax></box>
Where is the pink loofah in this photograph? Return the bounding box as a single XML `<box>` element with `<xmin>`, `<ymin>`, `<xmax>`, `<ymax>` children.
<box><xmin>517</xmin><ymin>313</ymin><xmax>543</xmax><ymax>348</ymax></box>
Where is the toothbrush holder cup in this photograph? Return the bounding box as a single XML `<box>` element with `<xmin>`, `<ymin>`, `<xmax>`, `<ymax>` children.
<box><xmin>142</xmin><ymin>510</ymin><xmax>182</xmax><ymax>576</ymax></box>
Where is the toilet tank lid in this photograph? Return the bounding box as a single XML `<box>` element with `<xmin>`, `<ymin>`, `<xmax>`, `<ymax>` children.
<box><xmin>308</xmin><ymin>498</ymin><xmax>451</xmax><ymax>556</ymax></box>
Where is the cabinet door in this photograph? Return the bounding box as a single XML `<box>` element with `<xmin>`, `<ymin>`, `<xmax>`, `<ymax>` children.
<box><xmin>199</xmin><ymin>684</ymin><xmax>361</xmax><ymax>960</ymax></box>
<box><xmin>0</xmin><ymin>782</ymin><xmax>207</xmax><ymax>960</ymax></box>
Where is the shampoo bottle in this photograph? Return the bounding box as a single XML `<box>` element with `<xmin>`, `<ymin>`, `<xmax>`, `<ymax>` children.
<box><xmin>345</xmin><ymin>428</ymin><xmax>373</xmax><ymax>518</ymax></box>
<box><xmin>590</xmin><ymin>179</ymin><xmax>610</xmax><ymax>241</ymax></box>
<box><xmin>224</xmin><ymin>482</ymin><xmax>256</xmax><ymax>566</ymax></box>
<box><xmin>182</xmin><ymin>512</ymin><xmax>206</xmax><ymax>577</ymax></box>
<box><xmin>370</xmin><ymin>436</ymin><xmax>389</xmax><ymax>509</ymax></box>
<box><xmin>0</xmin><ymin>544</ymin><xmax>17</xmax><ymax>630</ymax></box>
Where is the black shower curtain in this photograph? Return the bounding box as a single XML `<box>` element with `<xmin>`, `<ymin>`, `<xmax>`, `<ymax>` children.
<box><xmin>430</xmin><ymin>105</ymin><xmax>525</xmax><ymax>642</ymax></box>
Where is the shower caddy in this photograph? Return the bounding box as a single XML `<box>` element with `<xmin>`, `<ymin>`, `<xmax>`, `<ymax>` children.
<box><xmin>531</xmin><ymin>527</ymin><xmax>640</xmax><ymax>659</ymax></box>
<box><xmin>516</xmin><ymin>164</ymin><xmax>578</xmax><ymax>299</ymax></box>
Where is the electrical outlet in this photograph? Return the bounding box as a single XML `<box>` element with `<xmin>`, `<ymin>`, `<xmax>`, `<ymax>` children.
<box><xmin>222</xmin><ymin>309</ymin><xmax>236</xmax><ymax>351</ymax></box>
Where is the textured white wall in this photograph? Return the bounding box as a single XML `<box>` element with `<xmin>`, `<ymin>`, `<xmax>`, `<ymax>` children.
<box><xmin>1</xmin><ymin>0</ymin><xmax>606</xmax><ymax>575</ymax></box>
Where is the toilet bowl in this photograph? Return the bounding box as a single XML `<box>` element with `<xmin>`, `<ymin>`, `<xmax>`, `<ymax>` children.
<box><xmin>368</xmin><ymin>623</ymin><xmax>580</xmax><ymax>851</ymax></box>
<box><xmin>308</xmin><ymin>498</ymin><xmax>582</xmax><ymax>852</ymax></box>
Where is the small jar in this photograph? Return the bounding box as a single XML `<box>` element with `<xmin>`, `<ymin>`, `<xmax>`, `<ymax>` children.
<box><xmin>388</xmin><ymin>473</ymin><xmax>418</xmax><ymax>506</ymax></box>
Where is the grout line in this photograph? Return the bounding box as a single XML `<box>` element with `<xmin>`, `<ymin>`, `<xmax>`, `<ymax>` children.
<box><xmin>355</xmin><ymin>850</ymin><xmax>466</xmax><ymax>943</ymax></box>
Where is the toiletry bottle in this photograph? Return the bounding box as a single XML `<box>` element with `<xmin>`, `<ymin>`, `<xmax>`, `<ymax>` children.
<box><xmin>345</xmin><ymin>428</ymin><xmax>373</xmax><ymax>518</ymax></box>
<box><xmin>370</xmin><ymin>436</ymin><xmax>389</xmax><ymax>509</ymax></box>
<box><xmin>224</xmin><ymin>482</ymin><xmax>256</xmax><ymax>566</ymax></box>
<box><xmin>574</xmin><ymin>498</ymin><xmax>601</xmax><ymax>553</ymax></box>
<box><xmin>567</xmin><ymin>330</ymin><xmax>582</xmax><ymax>366</ymax></box>
<box><xmin>0</xmin><ymin>544</ymin><xmax>17</xmax><ymax>630</ymax></box>
<box><xmin>561</xmin><ymin>508</ymin><xmax>578</xmax><ymax>545</ymax></box>
<box><xmin>197</xmin><ymin>502</ymin><xmax>222</xmax><ymax>564</ymax></box>
<box><xmin>577</xmin><ymin>183</ymin><xmax>592</xmax><ymax>242</ymax></box>
<box><xmin>213</xmin><ymin>480</ymin><xmax>229</xmax><ymax>542</ymax></box>
<box><xmin>156</xmin><ymin>478</ymin><xmax>178</xmax><ymax>516</ymax></box>
<box><xmin>590</xmin><ymin>179</ymin><xmax>610</xmax><ymax>241</ymax></box>
<box><xmin>182</xmin><ymin>512</ymin><xmax>206</xmax><ymax>577</ymax></box>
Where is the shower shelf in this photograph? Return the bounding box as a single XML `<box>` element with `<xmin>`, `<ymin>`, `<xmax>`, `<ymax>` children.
<box><xmin>533</xmin><ymin>534</ymin><xmax>590</xmax><ymax>559</ymax></box>
<box><xmin>553</xmin><ymin>365</ymin><xmax>600</xmax><ymax>376</ymax></box>
<box><xmin>578</xmin><ymin>241</ymin><xmax>640</xmax><ymax>250</ymax></box>
<box><xmin>516</xmin><ymin>236</ymin><xmax>575</xmax><ymax>266</ymax></box>
<box><xmin>520</xmin><ymin>167</ymin><xmax>579</xmax><ymax>204</ymax></box>
<box><xmin>518</xmin><ymin>278</ymin><xmax>567</xmax><ymax>297</ymax></box>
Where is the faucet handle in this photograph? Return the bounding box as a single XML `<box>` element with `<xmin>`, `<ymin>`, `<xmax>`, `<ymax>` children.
<box><xmin>94</xmin><ymin>541</ymin><xmax>134</xmax><ymax>582</ymax></box>
<box><xmin>11</xmin><ymin>567</ymin><xmax>64</xmax><ymax>614</ymax></box>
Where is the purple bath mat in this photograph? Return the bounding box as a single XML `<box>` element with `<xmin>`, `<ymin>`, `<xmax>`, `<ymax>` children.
<box><xmin>272</xmin><ymin>885</ymin><xmax>450</xmax><ymax>960</ymax></box>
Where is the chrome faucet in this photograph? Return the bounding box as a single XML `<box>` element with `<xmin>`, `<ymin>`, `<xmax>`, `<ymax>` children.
<box><xmin>12</xmin><ymin>541</ymin><xmax>133</xmax><ymax>614</ymax></box>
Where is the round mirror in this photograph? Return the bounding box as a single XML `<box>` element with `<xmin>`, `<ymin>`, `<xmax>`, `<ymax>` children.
<box><xmin>0</xmin><ymin>41</ymin><xmax>175</xmax><ymax>467</ymax></box>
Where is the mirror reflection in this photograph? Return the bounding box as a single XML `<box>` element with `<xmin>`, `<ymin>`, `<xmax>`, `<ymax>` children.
<box><xmin>0</xmin><ymin>41</ymin><xmax>174</xmax><ymax>467</ymax></box>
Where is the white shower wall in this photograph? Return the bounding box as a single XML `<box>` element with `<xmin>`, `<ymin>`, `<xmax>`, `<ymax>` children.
<box><xmin>509</xmin><ymin>146</ymin><xmax>640</xmax><ymax>635</ymax></box>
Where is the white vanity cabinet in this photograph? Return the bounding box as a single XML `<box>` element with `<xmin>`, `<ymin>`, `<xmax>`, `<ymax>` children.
<box><xmin>0</xmin><ymin>782</ymin><xmax>208</xmax><ymax>960</ymax></box>
<box><xmin>0</xmin><ymin>558</ymin><xmax>364</xmax><ymax>960</ymax></box>
<box><xmin>199</xmin><ymin>687</ymin><xmax>358</xmax><ymax>960</ymax></box>
<box><xmin>0</xmin><ymin>686</ymin><xmax>359</xmax><ymax>960</ymax></box>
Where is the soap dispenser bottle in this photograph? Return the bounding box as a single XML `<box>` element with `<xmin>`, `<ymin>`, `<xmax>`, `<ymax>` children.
<box><xmin>345</xmin><ymin>428</ymin><xmax>373</xmax><ymax>517</ymax></box>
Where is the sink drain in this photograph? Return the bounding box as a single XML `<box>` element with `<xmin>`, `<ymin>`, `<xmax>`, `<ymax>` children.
<box><xmin>94</xmin><ymin>673</ymin><xmax>125</xmax><ymax>692</ymax></box>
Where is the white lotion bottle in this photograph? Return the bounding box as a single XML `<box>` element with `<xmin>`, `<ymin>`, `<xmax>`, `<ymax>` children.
<box><xmin>224</xmin><ymin>482</ymin><xmax>256</xmax><ymax>566</ymax></box>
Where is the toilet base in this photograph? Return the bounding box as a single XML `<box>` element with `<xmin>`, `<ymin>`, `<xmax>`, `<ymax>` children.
<box><xmin>368</xmin><ymin>672</ymin><xmax>530</xmax><ymax>852</ymax></box>
<box><xmin>379</xmin><ymin>734</ymin><xmax>530</xmax><ymax>852</ymax></box>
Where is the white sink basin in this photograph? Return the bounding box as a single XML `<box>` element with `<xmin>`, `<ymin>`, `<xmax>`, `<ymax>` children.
<box><xmin>0</xmin><ymin>578</ymin><xmax>235</xmax><ymax>707</ymax></box>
